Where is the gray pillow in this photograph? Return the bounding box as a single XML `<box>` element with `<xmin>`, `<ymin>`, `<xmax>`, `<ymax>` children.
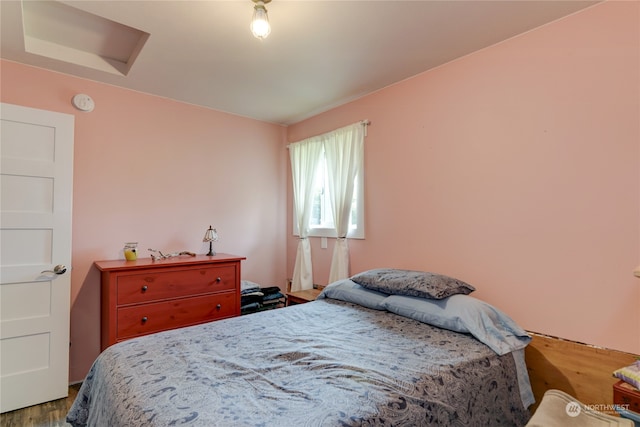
<box><xmin>317</xmin><ymin>279</ymin><xmax>388</xmax><ymax>310</ymax></box>
<box><xmin>351</xmin><ymin>268</ymin><xmax>475</xmax><ymax>300</ymax></box>
<box><xmin>380</xmin><ymin>294</ymin><xmax>531</xmax><ymax>355</ymax></box>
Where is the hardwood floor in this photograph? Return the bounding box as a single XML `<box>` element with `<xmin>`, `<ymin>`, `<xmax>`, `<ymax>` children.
<box><xmin>0</xmin><ymin>384</ymin><xmax>80</xmax><ymax>427</ymax></box>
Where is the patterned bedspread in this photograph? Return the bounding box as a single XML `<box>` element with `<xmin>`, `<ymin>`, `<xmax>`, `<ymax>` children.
<box><xmin>67</xmin><ymin>299</ymin><xmax>531</xmax><ymax>426</ymax></box>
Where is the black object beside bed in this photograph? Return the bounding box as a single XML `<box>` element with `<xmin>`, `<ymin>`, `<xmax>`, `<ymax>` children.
<box><xmin>68</xmin><ymin>271</ymin><xmax>534</xmax><ymax>426</ymax></box>
<box><xmin>240</xmin><ymin>280</ymin><xmax>286</xmax><ymax>315</ymax></box>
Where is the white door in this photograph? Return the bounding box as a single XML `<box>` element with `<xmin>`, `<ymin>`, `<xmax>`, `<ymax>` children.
<box><xmin>0</xmin><ymin>103</ymin><xmax>74</xmax><ymax>413</ymax></box>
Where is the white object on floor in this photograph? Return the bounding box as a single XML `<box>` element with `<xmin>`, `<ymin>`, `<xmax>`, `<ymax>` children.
<box><xmin>526</xmin><ymin>389</ymin><xmax>633</xmax><ymax>427</ymax></box>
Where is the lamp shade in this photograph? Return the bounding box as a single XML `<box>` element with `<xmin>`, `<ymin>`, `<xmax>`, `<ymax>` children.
<box><xmin>203</xmin><ymin>226</ymin><xmax>218</xmax><ymax>243</ymax></box>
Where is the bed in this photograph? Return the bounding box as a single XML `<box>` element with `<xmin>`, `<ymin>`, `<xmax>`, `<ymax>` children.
<box><xmin>67</xmin><ymin>270</ymin><xmax>535</xmax><ymax>426</ymax></box>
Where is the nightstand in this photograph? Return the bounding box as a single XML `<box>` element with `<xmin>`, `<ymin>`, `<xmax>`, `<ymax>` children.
<box><xmin>286</xmin><ymin>288</ymin><xmax>322</xmax><ymax>306</ymax></box>
<box><xmin>614</xmin><ymin>380</ymin><xmax>640</xmax><ymax>425</ymax></box>
<box><xmin>614</xmin><ymin>380</ymin><xmax>640</xmax><ymax>412</ymax></box>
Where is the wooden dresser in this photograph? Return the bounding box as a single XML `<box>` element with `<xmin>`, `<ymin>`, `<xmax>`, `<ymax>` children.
<box><xmin>96</xmin><ymin>254</ymin><xmax>245</xmax><ymax>350</ymax></box>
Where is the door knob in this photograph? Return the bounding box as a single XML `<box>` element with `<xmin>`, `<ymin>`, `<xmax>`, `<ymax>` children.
<box><xmin>41</xmin><ymin>264</ymin><xmax>67</xmax><ymax>275</ymax></box>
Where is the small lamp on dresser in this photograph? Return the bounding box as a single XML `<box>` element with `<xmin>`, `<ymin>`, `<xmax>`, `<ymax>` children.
<box><xmin>203</xmin><ymin>226</ymin><xmax>219</xmax><ymax>256</ymax></box>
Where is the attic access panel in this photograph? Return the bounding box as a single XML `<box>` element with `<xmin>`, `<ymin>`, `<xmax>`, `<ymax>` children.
<box><xmin>22</xmin><ymin>1</ymin><xmax>149</xmax><ymax>76</ymax></box>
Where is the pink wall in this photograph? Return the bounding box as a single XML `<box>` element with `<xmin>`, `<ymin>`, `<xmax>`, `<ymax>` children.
<box><xmin>1</xmin><ymin>0</ymin><xmax>637</xmax><ymax>384</ymax></box>
<box><xmin>287</xmin><ymin>1</ymin><xmax>640</xmax><ymax>354</ymax></box>
<box><xmin>1</xmin><ymin>60</ymin><xmax>288</xmax><ymax>382</ymax></box>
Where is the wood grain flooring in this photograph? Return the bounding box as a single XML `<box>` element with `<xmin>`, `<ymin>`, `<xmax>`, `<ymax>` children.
<box><xmin>0</xmin><ymin>384</ymin><xmax>80</xmax><ymax>427</ymax></box>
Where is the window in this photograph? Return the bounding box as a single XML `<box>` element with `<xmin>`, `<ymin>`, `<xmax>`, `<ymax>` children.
<box><xmin>292</xmin><ymin>141</ymin><xmax>365</xmax><ymax>239</ymax></box>
<box><xmin>289</xmin><ymin>120</ymin><xmax>366</xmax><ymax>289</ymax></box>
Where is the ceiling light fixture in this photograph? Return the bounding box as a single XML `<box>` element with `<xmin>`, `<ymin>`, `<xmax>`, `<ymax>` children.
<box><xmin>250</xmin><ymin>0</ymin><xmax>271</xmax><ymax>40</ymax></box>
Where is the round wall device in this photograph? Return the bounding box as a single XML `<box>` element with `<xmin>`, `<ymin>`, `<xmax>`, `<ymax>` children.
<box><xmin>72</xmin><ymin>94</ymin><xmax>95</xmax><ymax>112</ymax></box>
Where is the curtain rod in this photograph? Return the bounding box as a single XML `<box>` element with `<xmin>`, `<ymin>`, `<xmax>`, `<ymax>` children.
<box><xmin>287</xmin><ymin>120</ymin><xmax>371</xmax><ymax>148</ymax></box>
<box><xmin>361</xmin><ymin>119</ymin><xmax>371</xmax><ymax>136</ymax></box>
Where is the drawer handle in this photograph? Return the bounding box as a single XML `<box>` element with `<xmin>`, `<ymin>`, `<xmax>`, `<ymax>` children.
<box><xmin>216</xmin><ymin>304</ymin><xmax>221</xmax><ymax>310</ymax></box>
<box><xmin>216</xmin><ymin>277</ymin><xmax>222</xmax><ymax>283</ymax></box>
<box><xmin>141</xmin><ymin>316</ymin><xmax>148</xmax><ymax>323</ymax></box>
<box><xmin>141</xmin><ymin>285</ymin><xmax>148</xmax><ymax>292</ymax></box>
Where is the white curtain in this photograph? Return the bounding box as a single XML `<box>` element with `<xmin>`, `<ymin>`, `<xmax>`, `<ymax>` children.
<box><xmin>289</xmin><ymin>137</ymin><xmax>323</xmax><ymax>291</ymax></box>
<box><xmin>324</xmin><ymin>123</ymin><xmax>364</xmax><ymax>284</ymax></box>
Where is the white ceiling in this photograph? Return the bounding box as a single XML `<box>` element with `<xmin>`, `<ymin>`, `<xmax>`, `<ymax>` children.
<box><xmin>1</xmin><ymin>0</ymin><xmax>599</xmax><ymax>126</ymax></box>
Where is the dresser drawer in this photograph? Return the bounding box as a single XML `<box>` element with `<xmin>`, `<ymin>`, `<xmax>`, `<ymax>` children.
<box><xmin>116</xmin><ymin>292</ymin><xmax>237</xmax><ymax>340</ymax></box>
<box><xmin>117</xmin><ymin>264</ymin><xmax>236</xmax><ymax>305</ymax></box>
